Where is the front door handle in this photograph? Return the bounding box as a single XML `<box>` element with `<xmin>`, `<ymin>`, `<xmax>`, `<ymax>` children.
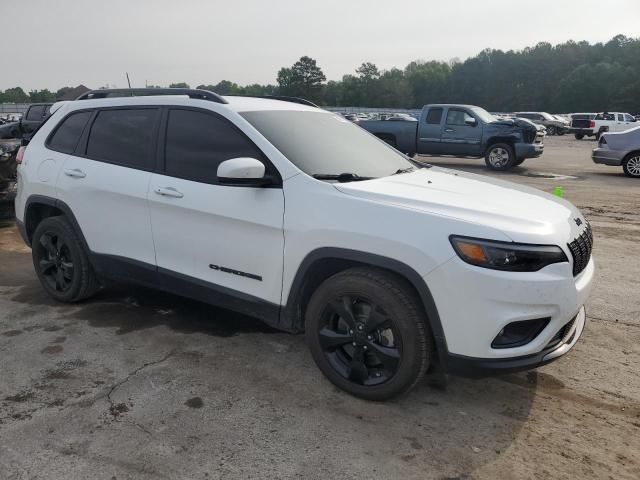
<box><xmin>154</xmin><ymin>187</ymin><xmax>184</xmax><ymax>198</ymax></box>
<box><xmin>64</xmin><ymin>168</ymin><xmax>86</xmax><ymax>178</ymax></box>
<box><xmin>444</xmin><ymin>128</ymin><xmax>454</xmax><ymax>133</ymax></box>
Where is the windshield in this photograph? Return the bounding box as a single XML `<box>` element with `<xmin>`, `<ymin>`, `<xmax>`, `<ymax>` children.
<box><xmin>241</xmin><ymin>110</ymin><xmax>415</xmax><ymax>179</ymax></box>
<box><xmin>468</xmin><ymin>106</ymin><xmax>496</xmax><ymax>123</ymax></box>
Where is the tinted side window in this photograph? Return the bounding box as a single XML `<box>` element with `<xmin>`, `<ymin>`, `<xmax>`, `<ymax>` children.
<box><xmin>47</xmin><ymin>111</ymin><xmax>92</xmax><ymax>154</ymax></box>
<box><xmin>86</xmin><ymin>108</ymin><xmax>159</xmax><ymax>170</ymax></box>
<box><xmin>446</xmin><ymin>109</ymin><xmax>474</xmax><ymax>126</ymax></box>
<box><xmin>425</xmin><ymin>108</ymin><xmax>443</xmax><ymax>125</ymax></box>
<box><xmin>26</xmin><ymin>105</ymin><xmax>46</xmax><ymax>121</ymax></box>
<box><xmin>165</xmin><ymin>109</ymin><xmax>265</xmax><ymax>184</ymax></box>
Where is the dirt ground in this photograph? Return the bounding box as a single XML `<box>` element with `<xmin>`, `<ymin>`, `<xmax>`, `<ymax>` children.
<box><xmin>0</xmin><ymin>135</ymin><xmax>638</xmax><ymax>480</ymax></box>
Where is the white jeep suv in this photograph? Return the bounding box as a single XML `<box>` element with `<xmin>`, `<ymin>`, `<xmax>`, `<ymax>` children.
<box><xmin>15</xmin><ymin>89</ymin><xmax>594</xmax><ymax>400</ymax></box>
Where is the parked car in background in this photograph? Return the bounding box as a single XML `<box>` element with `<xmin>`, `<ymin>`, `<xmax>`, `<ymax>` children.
<box><xmin>514</xmin><ymin>112</ymin><xmax>567</xmax><ymax>135</ymax></box>
<box><xmin>15</xmin><ymin>88</ymin><xmax>592</xmax><ymax>400</ymax></box>
<box><xmin>568</xmin><ymin>113</ymin><xmax>597</xmax><ymax>139</ymax></box>
<box><xmin>0</xmin><ymin>140</ymin><xmax>20</xmax><ymax>218</ymax></box>
<box><xmin>571</xmin><ymin>112</ymin><xmax>637</xmax><ymax>140</ymax></box>
<box><xmin>0</xmin><ymin>104</ymin><xmax>53</xmax><ymax>140</ymax></box>
<box><xmin>360</xmin><ymin>104</ymin><xmax>544</xmax><ymax>170</ymax></box>
<box><xmin>592</xmin><ymin>126</ymin><xmax>640</xmax><ymax>178</ymax></box>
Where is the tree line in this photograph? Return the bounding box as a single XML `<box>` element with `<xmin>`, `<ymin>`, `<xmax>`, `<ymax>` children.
<box><xmin>2</xmin><ymin>35</ymin><xmax>638</xmax><ymax>113</ymax></box>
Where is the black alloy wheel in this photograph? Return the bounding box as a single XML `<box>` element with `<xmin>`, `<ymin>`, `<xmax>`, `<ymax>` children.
<box><xmin>32</xmin><ymin>216</ymin><xmax>100</xmax><ymax>302</ymax></box>
<box><xmin>305</xmin><ymin>267</ymin><xmax>431</xmax><ymax>400</ymax></box>
<box><xmin>318</xmin><ymin>295</ymin><xmax>401</xmax><ymax>386</ymax></box>
<box><xmin>36</xmin><ymin>232</ymin><xmax>74</xmax><ymax>293</ymax></box>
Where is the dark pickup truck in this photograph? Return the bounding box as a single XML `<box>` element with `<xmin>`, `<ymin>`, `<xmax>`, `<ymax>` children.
<box><xmin>359</xmin><ymin>104</ymin><xmax>545</xmax><ymax>170</ymax></box>
<box><xmin>0</xmin><ymin>103</ymin><xmax>52</xmax><ymax>140</ymax></box>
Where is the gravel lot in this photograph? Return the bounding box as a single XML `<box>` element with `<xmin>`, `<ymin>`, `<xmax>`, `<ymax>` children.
<box><xmin>1</xmin><ymin>135</ymin><xmax>638</xmax><ymax>480</ymax></box>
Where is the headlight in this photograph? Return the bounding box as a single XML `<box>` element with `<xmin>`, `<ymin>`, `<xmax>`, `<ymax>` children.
<box><xmin>449</xmin><ymin>236</ymin><xmax>568</xmax><ymax>272</ymax></box>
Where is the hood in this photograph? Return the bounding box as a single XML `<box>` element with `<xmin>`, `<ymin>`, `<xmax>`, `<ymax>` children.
<box><xmin>334</xmin><ymin>167</ymin><xmax>584</xmax><ymax>244</ymax></box>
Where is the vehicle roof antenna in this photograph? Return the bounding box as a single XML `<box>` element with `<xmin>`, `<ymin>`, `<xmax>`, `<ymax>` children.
<box><xmin>126</xmin><ymin>72</ymin><xmax>132</xmax><ymax>93</ymax></box>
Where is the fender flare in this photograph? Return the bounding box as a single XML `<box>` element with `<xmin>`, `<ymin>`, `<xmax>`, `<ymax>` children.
<box><xmin>23</xmin><ymin>195</ymin><xmax>90</xmax><ymax>255</ymax></box>
<box><xmin>282</xmin><ymin>247</ymin><xmax>449</xmax><ymax>361</ymax></box>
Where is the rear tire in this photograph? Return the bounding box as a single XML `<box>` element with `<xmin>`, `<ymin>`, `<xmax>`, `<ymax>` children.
<box><xmin>622</xmin><ymin>153</ymin><xmax>640</xmax><ymax>178</ymax></box>
<box><xmin>574</xmin><ymin>134</ymin><xmax>584</xmax><ymax>140</ymax></box>
<box><xmin>305</xmin><ymin>267</ymin><xmax>431</xmax><ymax>401</ymax></box>
<box><xmin>547</xmin><ymin>125</ymin><xmax>557</xmax><ymax>136</ymax></box>
<box><xmin>485</xmin><ymin>143</ymin><xmax>515</xmax><ymax>171</ymax></box>
<box><xmin>32</xmin><ymin>216</ymin><xmax>100</xmax><ymax>303</ymax></box>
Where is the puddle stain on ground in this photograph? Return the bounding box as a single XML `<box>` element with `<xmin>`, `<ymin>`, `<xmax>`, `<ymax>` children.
<box><xmin>41</xmin><ymin>345</ymin><xmax>64</xmax><ymax>354</ymax></box>
<box><xmin>70</xmin><ymin>286</ymin><xmax>279</xmax><ymax>338</ymax></box>
<box><xmin>185</xmin><ymin>397</ymin><xmax>204</xmax><ymax>409</ymax></box>
<box><xmin>1</xmin><ymin>329</ymin><xmax>22</xmax><ymax>337</ymax></box>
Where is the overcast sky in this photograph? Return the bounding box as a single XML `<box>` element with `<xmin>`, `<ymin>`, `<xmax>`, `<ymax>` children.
<box><xmin>4</xmin><ymin>0</ymin><xmax>639</xmax><ymax>91</ymax></box>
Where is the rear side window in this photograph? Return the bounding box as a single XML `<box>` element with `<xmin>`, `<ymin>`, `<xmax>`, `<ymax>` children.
<box><xmin>425</xmin><ymin>108</ymin><xmax>443</xmax><ymax>125</ymax></box>
<box><xmin>595</xmin><ymin>113</ymin><xmax>614</xmax><ymax>121</ymax></box>
<box><xmin>86</xmin><ymin>108</ymin><xmax>159</xmax><ymax>170</ymax></box>
<box><xmin>165</xmin><ymin>109</ymin><xmax>265</xmax><ymax>184</ymax></box>
<box><xmin>26</xmin><ymin>105</ymin><xmax>46</xmax><ymax>121</ymax></box>
<box><xmin>47</xmin><ymin>111</ymin><xmax>92</xmax><ymax>154</ymax></box>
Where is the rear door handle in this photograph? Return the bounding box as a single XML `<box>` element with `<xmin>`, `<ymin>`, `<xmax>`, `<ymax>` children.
<box><xmin>444</xmin><ymin>128</ymin><xmax>454</xmax><ymax>133</ymax></box>
<box><xmin>64</xmin><ymin>168</ymin><xmax>86</xmax><ymax>178</ymax></box>
<box><xmin>154</xmin><ymin>187</ymin><xmax>184</xmax><ymax>198</ymax></box>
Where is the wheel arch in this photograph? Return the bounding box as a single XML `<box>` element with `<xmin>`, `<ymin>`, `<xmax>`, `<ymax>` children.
<box><xmin>23</xmin><ymin>195</ymin><xmax>90</xmax><ymax>254</ymax></box>
<box><xmin>281</xmin><ymin>247</ymin><xmax>448</xmax><ymax>362</ymax></box>
<box><xmin>484</xmin><ymin>136</ymin><xmax>516</xmax><ymax>155</ymax></box>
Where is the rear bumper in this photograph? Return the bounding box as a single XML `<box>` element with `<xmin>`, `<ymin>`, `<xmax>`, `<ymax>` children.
<box><xmin>592</xmin><ymin>148</ymin><xmax>624</xmax><ymax>166</ymax></box>
<box><xmin>445</xmin><ymin>306</ymin><xmax>586</xmax><ymax>377</ymax></box>
<box><xmin>568</xmin><ymin>128</ymin><xmax>595</xmax><ymax>136</ymax></box>
<box><xmin>515</xmin><ymin>142</ymin><xmax>544</xmax><ymax>159</ymax></box>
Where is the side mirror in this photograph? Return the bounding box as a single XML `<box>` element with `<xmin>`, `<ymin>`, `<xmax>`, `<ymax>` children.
<box><xmin>464</xmin><ymin>117</ymin><xmax>477</xmax><ymax>127</ymax></box>
<box><xmin>217</xmin><ymin>157</ymin><xmax>272</xmax><ymax>187</ymax></box>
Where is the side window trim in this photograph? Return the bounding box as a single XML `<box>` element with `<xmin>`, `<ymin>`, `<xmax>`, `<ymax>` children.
<box><xmin>160</xmin><ymin>106</ymin><xmax>282</xmax><ymax>187</ymax></box>
<box><xmin>77</xmin><ymin>106</ymin><xmax>162</xmax><ymax>172</ymax></box>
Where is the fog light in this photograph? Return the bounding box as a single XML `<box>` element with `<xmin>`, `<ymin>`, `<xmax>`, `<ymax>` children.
<box><xmin>491</xmin><ymin>318</ymin><xmax>550</xmax><ymax>349</ymax></box>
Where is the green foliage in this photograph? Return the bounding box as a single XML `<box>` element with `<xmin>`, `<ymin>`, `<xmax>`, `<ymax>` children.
<box><xmin>29</xmin><ymin>89</ymin><xmax>56</xmax><ymax>103</ymax></box>
<box><xmin>169</xmin><ymin>82</ymin><xmax>190</xmax><ymax>88</ymax></box>
<box><xmin>5</xmin><ymin>36</ymin><xmax>640</xmax><ymax>112</ymax></box>
<box><xmin>0</xmin><ymin>87</ymin><xmax>29</xmax><ymax>103</ymax></box>
<box><xmin>277</xmin><ymin>56</ymin><xmax>326</xmax><ymax>103</ymax></box>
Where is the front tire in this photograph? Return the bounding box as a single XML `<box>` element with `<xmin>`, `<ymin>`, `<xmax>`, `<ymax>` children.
<box><xmin>622</xmin><ymin>153</ymin><xmax>640</xmax><ymax>178</ymax></box>
<box><xmin>574</xmin><ymin>134</ymin><xmax>584</xmax><ymax>140</ymax></box>
<box><xmin>485</xmin><ymin>143</ymin><xmax>515</xmax><ymax>171</ymax></box>
<box><xmin>305</xmin><ymin>267</ymin><xmax>431</xmax><ymax>401</ymax></box>
<box><xmin>547</xmin><ymin>125</ymin><xmax>557</xmax><ymax>136</ymax></box>
<box><xmin>32</xmin><ymin>216</ymin><xmax>100</xmax><ymax>303</ymax></box>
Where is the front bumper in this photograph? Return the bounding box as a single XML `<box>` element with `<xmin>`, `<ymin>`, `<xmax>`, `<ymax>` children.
<box><xmin>592</xmin><ymin>147</ymin><xmax>624</xmax><ymax>166</ymax></box>
<box><xmin>445</xmin><ymin>306</ymin><xmax>586</xmax><ymax>376</ymax></box>
<box><xmin>425</xmin><ymin>253</ymin><xmax>594</xmax><ymax>367</ymax></box>
<box><xmin>515</xmin><ymin>142</ymin><xmax>544</xmax><ymax>160</ymax></box>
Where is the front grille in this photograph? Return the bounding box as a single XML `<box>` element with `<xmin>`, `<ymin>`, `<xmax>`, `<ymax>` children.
<box><xmin>567</xmin><ymin>222</ymin><xmax>593</xmax><ymax>276</ymax></box>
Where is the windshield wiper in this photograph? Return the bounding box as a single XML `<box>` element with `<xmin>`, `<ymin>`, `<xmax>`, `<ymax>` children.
<box><xmin>393</xmin><ymin>167</ymin><xmax>416</xmax><ymax>175</ymax></box>
<box><xmin>312</xmin><ymin>173</ymin><xmax>375</xmax><ymax>182</ymax></box>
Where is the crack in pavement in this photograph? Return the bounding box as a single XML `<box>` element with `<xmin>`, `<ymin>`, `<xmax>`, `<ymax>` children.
<box><xmin>587</xmin><ymin>314</ymin><xmax>639</xmax><ymax>329</ymax></box>
<box><xmin>106</xmin><ymin>349</ymin><xmax>177</xmax><ymax>428</ymax></box>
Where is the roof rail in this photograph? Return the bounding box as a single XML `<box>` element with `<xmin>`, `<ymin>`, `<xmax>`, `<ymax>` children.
<box><xmin>227</xmin><ymin>95</ymin><xmax>319</xmax><ymax>108</ymax></box>
<box><xmin>75</xmin><ymin>88</ymin><xmax>228</xmax><ymax>104</ymax></box>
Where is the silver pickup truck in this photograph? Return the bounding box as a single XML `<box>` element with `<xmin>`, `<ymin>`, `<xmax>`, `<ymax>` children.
<box><xmin>359</xmin><ymin>104</ymin><xmax>545</xmax><ymax>170</ymax></box>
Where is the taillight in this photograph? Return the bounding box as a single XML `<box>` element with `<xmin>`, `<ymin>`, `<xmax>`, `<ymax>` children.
<box><xmin>16</xmin><ymin>146</ymin><xmax>26</xmax><ymax>164</ymax></box>
<box><xmin>589</xmin><ymin>120</ymin><xmax>596</xmax><ymax>128</ymax></box>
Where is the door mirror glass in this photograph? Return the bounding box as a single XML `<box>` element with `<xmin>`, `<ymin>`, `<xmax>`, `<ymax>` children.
<box><xmin>464</xmin><ymin>117</ymin><xmax>477</xmax><ymax>127</ymax></box>
<box><xmin>217</xmin><ymin>157</ymin><xmax>269</xmax><ymax>186</ymax></box>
